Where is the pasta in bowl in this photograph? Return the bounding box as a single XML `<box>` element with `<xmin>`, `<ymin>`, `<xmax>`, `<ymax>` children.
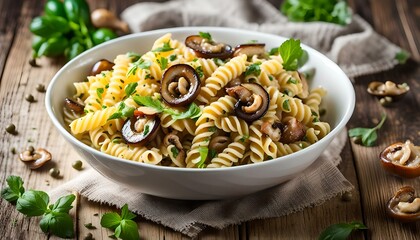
<box><xmin>46</xmin><ymin>27</ymin><xmax>355</xmax><ymax>200</ymax></box>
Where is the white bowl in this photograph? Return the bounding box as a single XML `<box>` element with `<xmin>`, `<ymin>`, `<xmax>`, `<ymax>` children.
<box><xmin>46</xmin><ymin>27</ymin><xmax>355</xmax><ymax>200</ymax></box>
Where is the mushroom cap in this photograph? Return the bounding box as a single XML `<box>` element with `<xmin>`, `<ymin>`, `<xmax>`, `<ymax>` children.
<box><xmin>232</xmin><ymin>83</ymin><xmax>269</xmax><ymax>123</ymax></box>
<box><xmin>386</xmin><ymin>186</ymin><xmax>420</xmax><ymax>222</ymax></box>
<box><xmin>367</xmin><ymin>81</ymin><xmax>409</xmax><ymax>100</ymax></box>
<box><xmin>122</xmin><ymin>115</ymin><xmax>160</xmax><ymax>145</ymax></box>
<box><xmin>233</xmin><ymin>43</ymin><xmax>266</xmax><ymax>58</ymax></box>
<box><xmin>185</xmin><ymin>35</ymin><xmax>233</xmax><ymax>59</ymax></box>
<box><xmin>380</xmin><ymin>142</ymin><xmax>420</xmax><ymax>178</ymax></box>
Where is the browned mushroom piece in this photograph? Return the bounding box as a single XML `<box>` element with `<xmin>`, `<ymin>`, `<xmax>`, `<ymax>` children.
<box><xmin>261</xmin><ymin>121</ymin><xmax>283</xmax><ymax>141</ymax></box>
<box><xmin>122</xmin><ymin>115</ymin><xmax>160</xmax><ymax>145</ymax></box>
<box><xmin>380</xmin><ymin>140</ymin><xmax>420</xmax><ymax>178</ymax></box>
<box><xmin>91</xmin><ymin>9</ymin><xmax>129</xmax><ymax>33</ymax></box>
<box><xmin>225</xmin><ymin>77</ymin><xmax>243</xmax><ymax>88</ymax></box>
<box><xmin>387</xmin><ymin>186</ymin><xmax>420</xmax><ymax>222</ymax></box>
<box><xmin>19</xmin><ymin>148</ymin><xmax>52</xmax><ymax>169</ymax></box>
<box><xmin>233</xmin><ymin>43</ymin><xmax>266</xmax><ymax>58</ymax></box>
<box><xmin>64</xmin><ymin>97</ymin><xmax>85</xmax><ymax>114</ymax></box>
<box><xmin>90</xmin><ymin>59</ymin><xmax>115</xmax><ymax>76</ymax></box>
<box><xmin>163</xmin><ymin>133</ymin><xmax>183</xmax><ymax>150</ymax></box>
<box><xmin>161</xmin><ymin>64</ymin><xmax>201</xmax><ymax>106</ymax></box>
<box><xmin>280</xmin><ymin>118</ymin><xmax>306</xmax><ymax>144</ymax></box>
<box><xmin>226</xmin><ymin>83</ymin><xmax>269</xmax><ymax>122</ymax></box>
<box><xmin>185</xmin><ymin>35</ymin><xmax>233</xmax><ymax>59</ymax></box>
<box><xmin>367</xmin><ymin>81</ymin><xmax>409</xmax><ymax>104</ymax></box>
<box><xmin>209</xmin><ymin>136</ymin><xmax>231</xmax><ymax>153</ymax></box>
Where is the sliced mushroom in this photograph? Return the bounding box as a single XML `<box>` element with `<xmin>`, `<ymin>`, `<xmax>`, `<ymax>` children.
<box><xmin>164</xmin><ymin>133</ymin><xmax>183</xmax><ymax>150</ymax></box>
<box><xmin>367</xmin><ymin>81</ymin><xmax>409</xmax><ymax>103</ymax></box>
<box><xmin>226</xmin><ymin>83</ymin><xmax>269</xmax><ymax>122</ymax></box>
<box><xmin>209</xmin><ymin>136</ymin><xmax>230</xmax><ymax>153</ymax></box>
<box><xmin>91</xmin><ymin>9</ymin><xmax>129</xmax><ymax>33</ymax></box>
<box><xmin>225</xmin><ymin>77</ymin><xmax>243</xmax><ymax>88</ymax></box>
<box><xmin>380</xmin><ymin>140</ymin><xmax>420</xmax><ymax>178</ymax></box>
<box><xmin>233</xmin><ymin>43</ymin><xmax>266</xmax><ymax>58</ymax></box>
<box><xmin>387</xmin><ymin>186</ymin><xmax>420</xmax><ymax>222</ymax></box>
<box><xmin>122</xmin><ymin>115</ymin><xmax>160</xmax><ymax>145</ymax></box>
<box><xmin>280</xmin><ymin>118</ymin><xmax>306</xmax><ymax>144</ymax></box>
<box><xmin>161</xmin><ymin>64</ymin><xmax>201</xmax><ymax>106</ymax></box>
<box><xmin>64</xmin><ymin>97</ymin><xmax>85</xmax><ymax>114</ymax></box>
<box><xmin>19</xmin><ymin>148</ymin><xmax>52</xmax><ymax>169</ymax></box>
<box><xmin>185</xmin><ymin>35</ymin><xmax>233</xmax><ymax>59</ymax></box>
<box><xmin>261</xmin><ymin>121</ymin><xmax>282</xmax><ymax>141</ymax></box>
<box><xmin>90</xmin><ymin>59</ymin><xmax>114</xmax><ymax>76</ymax></box>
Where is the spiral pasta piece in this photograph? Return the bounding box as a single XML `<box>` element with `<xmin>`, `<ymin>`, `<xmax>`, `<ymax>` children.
<box><xmin>185</xmin><ymin>121</ymin><xmax>216</xmax><ymax>168</ymax></box>
<box><xmin>197</xmin><ymin>54</ymin><xmax>247</xmax><ymax>103</ymax></box>
<box><xmin>73</xmin><ymin>82</ymin><xmax>90</xmax><ymax>100</ymax></box>
<box><xmin>207</xmin><ymin>134</ymin><xmax>248</xmax><ymax>168</ymax></box>
<box><xmin>303</xmin><ymin>87</ymin><xmax>327</xmax><ymax>114</ymax></box>
<box><xmin>70</xmin><ymin>106</ymin><xmax>116</xmax><ymax>134</ymax></box>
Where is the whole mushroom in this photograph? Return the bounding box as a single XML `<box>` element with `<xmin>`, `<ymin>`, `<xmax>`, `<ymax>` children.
<box><xmin>19</xmin><ymin>148</ymin><xmax>52</xmax><ymax>169</ymax></box>
<box><xmin>387</xmin><ymin>186</ymin><xmax>420</xmax><ymax>222</ymax></box>
<box><xmin>91</xmin><ymin>9</ymin><xmax>129</xmax><ymax>33</ymax></box>
<box><xmin>380</xmin><ymin>140</ymin><xmax>420</xmax><ymax>178</ymax></box>
<box><xmin>185</xmin><ymin>35</ymin><xmax>233</xmax><ymax>59</ymax></box>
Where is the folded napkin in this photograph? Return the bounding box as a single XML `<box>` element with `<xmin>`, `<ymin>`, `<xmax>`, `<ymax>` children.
<box><xmin>121</xmin><ymin>0</ymin><xmax>403</xmax><ymax>78</ymax></box>
<box><xmin>50</xmin><ymin>131</ymin><xmax>352</xmax><ymax>237</ymax></box>
<box><xmin>51</xmin><ymin>0</ymin><xmax>403</xmax><ymax>237</ymax></box>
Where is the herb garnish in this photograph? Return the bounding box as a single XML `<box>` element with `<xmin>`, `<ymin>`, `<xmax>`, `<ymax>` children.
<box><xmin>152</xmin><ymin>41</ymin><xmax>174</xmax><ymax>52</ymax></box>
<box><xmin>171</xmin><ymin>147</ymin><xmax>179</xmax><ymax>158</ymax></box>
<box><xmin>197</xmin><ymin>146</ymin><xmax>208</xmax><ymax>168</ymax></box>
<box><xmin>157</xmin><ymin>57</ymin><xmax>168</xmax><ymax>70</ymax></box>
<box><xmin>199</xmin><ymin>32</ymin><xmax>212</xmax><ymax>41</ymax></box>
<box><xmin>348</xmin><ymin>113</ymin><xmax>387</xmax><ymax>147</ymax></box>
<box><xmin>1</xmin><ymin>176</ymin><xmax>75</xmax><ymax>238</ymax></box>
<box><xmin>279</xmin><ymin>38</ymin><xmax>303</xmax><ymax>71</ymax></box>
<box><xmin>96</xmin><ymin>88</ymin><xmax>104</xmax><ymax>99</ymax></box>
<box><xmin>100</xmin><ymin>204</ymin><xmax>140</xmax><ymax>240</ymax></box>
<box><xmin>108</xmin><ymin>102</ymin><xmax>135</xmax><ymax>120</ymax></box>
<box><xmin>132</xmin><ymin>95</ymin><xmax>201</xmax><ymax>120</ymax></box>
<box><xmin>124</xmin><ymin>82</ymin><xmax>138</xmax><ymax>98</ymax></box>
<box><xmin>245</xmin><ymin>62</ymin><xmax>262</xmax><ymax>76</ymax></box>
<box><xmin>126</xmin><ymin>59</ymin><xmax>152</xmax><ymax>76</ymax></box>
<box><xmin>395</xmin><ymin>50</ymin><xmax>410</xmax><ymax>64</ymax></box>
<box><xmin>318</xmin><ymin>221</ymin><xmax>367</xmax><ymax>240</ymax></box>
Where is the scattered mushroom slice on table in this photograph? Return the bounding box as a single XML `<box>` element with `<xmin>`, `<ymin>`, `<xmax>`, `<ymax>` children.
<box><xmin>226</xmin><ymin>83</ymin><xmax>269</xmax><ymax>123</ymax></box>
<box><xmin>387</xmin><ymin>186</ymin><xmax>420</xmax><ymax>222</ymax></box>
<box><xmin>185</xmin><ymin>35</ymin><xmax>233</xmax><ymax>59</ymax></box>
<box><xmin>367</xmin><ymin>80</ymin><xmax>410</xmax><ymax>105</ymax></box>
<box><xmin>19</xmin><ymin>148</ymin><xmax>52</xmax><ymax>169</ymax></box>
<box><xmin>161</xmin><ymin>64</ymin><xmax>201</xmax><ymax>106</ymax></box>
<box><xmin>380</xmin><ymin>140</ymin><xmax>420</xmax><ymax>178</ymax></box>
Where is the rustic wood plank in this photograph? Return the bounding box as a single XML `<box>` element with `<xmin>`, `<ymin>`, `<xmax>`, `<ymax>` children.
<box><xmin>247</xmin><ymin>140</ymin><xmax>365</xmax><ymax>240</ymax></box>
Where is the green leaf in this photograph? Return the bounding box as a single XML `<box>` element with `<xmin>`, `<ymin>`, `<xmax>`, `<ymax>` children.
<box><xmin>197</xmin><ymin>146</ymin><xmax>209</xmax><ymax>168</ymax></box>
<box><xmin>169</xmin><ymin>54</ymin><xmax>177</xmax><ymax>61</ymax></box>
<box><xmin>1</xmin><ymin>175</ymin><xmax>25</xmax><ymax>203</ymax></box>
<box><xmin>199</xmin><ymin>32</ymin><xmax>212</xmax><ymax>41</ymax></box>
<box><xmin>96</xmin><ymin>88</ymin><xmax>104</xmax><ymax>99</ymax></box>
<box><xmin>125</xmin><ymin>82</ymin><xmax>138</xmax><ymax>97</ymax></box>
<box><xmin>119</xmin><ymin>219</ymin><xmax>140</xmax><ymax>240</ymax></box>
<box><xmin>108</xmin><ymin>102</ymin><xmax>135</xmax><ymax>120</ymax></box>
<box><xmin>269</xmin><ymin>47</ymin><xmax>279</xmax><ymax>55</ymax></box>
<box><xmin>101</xmin><ymin>212</ymin><xmax>122</xmax><ymax>230</ymax></box>
<box><xmin>171</xmin><ymin>147</ymin><xmax>179</xmax><ymax>158</ymax></box>
<box><xmin>108</xmin><ymin>112</ymin><xmax>123</xmax><ymax>121</ymax></box>
<box><xmin>50</xmin><ymin>194</ymin><xmax>75</xmax><ymax>213</ymax></box>
<box><xmin>331</xmin><ymin>1</ymin><xmax>352</xmax><ymax>25</ymax></box>
<box><xmin>157</xmin><ymin>57</ymin><xmax>168</xmax><ymax>70</ymax></box>
<box><xmin>40</xmin><ymin>212</ymin><xmax>74</xmax><ymax>238</ymax></box>
<box><xmin>120</xmin><ymin>204</ymin><xmax>136</xmax><ymax>220</ymax></box>
<box><xmin>318</xmin><ymin>221</ymin><xmax>367</xmax><ymax>240</ymax></box>
<box><xmin>348</xmin><ymin>113</ymin><xmax>386</xmax><ymax>147</ymax></box>
<box><xmin>152</xmin><ymin>41</ymin><xmax>174</xmax><ymax>52</ymax></box>
<box><xmin>195</xmin><ymin>66</ymin><xmax>204</xmax><ymax>78</ymax></box>
<box><xmin>132</xmin><ymin>96</ymin><xmax>164</xmax><ymax>112</ymax></box>
<box><xmin>395</xmin><ymin>50</ymin><xmax>410</xmax><ymax>64</ymax></box>
<box><xmin>245</xmin><ymin>63</ymin><xmax>262</xmax><ymax>76</ymax></box>
<box><xmin>279</xmin><ymin>38</ymin><xmax>303</xmax><ymax>71</ymax></box>
<box><xmin>143</xmin><ymin>124</ymin><xmax>150</xmax><ymax>135</ymax></box>
<box><xmin>127</xmin><ymin>59</ymin><xmax>152</xmax><ymax>76</ymax></box>
<box><xmin>287</xmin><ymin>77</ymin><xmax>297</xmax><ymax>84</ymax></box>
<box><xmin>30</xmin><ymin>15</ymin><xmax>70</xmax><ymax>38</ymax></box>
<box><xmin>298</xmin><ymin>50</ymin><xmax>309</xmax><ymax>68</ymax></box>
<box><xmin>16</xmin><ymin>190</ymin><xmax>49</xmax><ymax>216</ymax></box>
<box><xmin>171</xmin><ymin>103</ymin><xmax>202</xmax><ymax>120</ymax></box>
<box><xmin>282</xmin><ymin>99</ymin><xmax>290</xmax><ymax>111</ymax></box>
<box><xmin>126</xmin><ymin>52</ymin><xmax>141</xmax><ymax>62</ymax></box>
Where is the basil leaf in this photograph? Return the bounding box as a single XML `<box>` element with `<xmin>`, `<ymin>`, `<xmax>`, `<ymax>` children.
<box><xmin>16</xmin><ymin>190</ymin><xmax>49</xmax><ymax>216</ymax></box>
<box><xmin>318</xmin><ymin>221</ymin><xmax>367</xmax><ymax>240</ymax></box>
<box><xmin>132</xmin><ymin>96</ymin><xmax>164</xmax><ymax>112</ymax></box>
<box><xmin>298</xmin><ymin>50</ymin><xmax>309</xmax><ymax>68</ymax></box>
<box><xmin>119</xmin><ymin>219</ymin><xmax>140</xmax><ymax>240</ymax></box>
<box><xmin>101</xmin><ymin>212</ymin><xmax>122</xmax><ymax>230</ymax></box>
<box><xmin>40</xmin><ymin>211</ymin><xmax>74</xmax><ymax>238</ymax></box>
<box><xmin>1</xmin><ymin>175</ymin><xmax>25</xmax><ymax>203</ymax></box>
<box><xmin>50</xmin><ymin>194</ymin><xmax>75</xmax><ymax>213</ymax></box>
<box><xmin>395</xmin><ymin>50</ymin><xmax>410</xmax><ymax>64</ymax></box>
<box><xmin>348</xmin><ymin>113</ymin><xmax>386</xmax><ymax>147</ymax></box>
<box><xmin>171</xmin><ymin>103</ymin><xmax>202</xmax><ymax>120</ymax></box>
<box><xmin>197</xmin><ymin>146</ymin><xmax>209</xmax><ymax>168</ymax></box>
<box><xmin>120</xmin><ymin>204</ymin><xmax>136</xmax><ymax>220</ymax></box>
<box><xmin>279</xmin><ymin>38</ymin><xmax>303</xmax><ymax>71</ymax></box>
<box><xmin>199</xmin><ymin>32</ymin><xmax>212</xmax><ymax>41</ymax></box>
<box><xmin>125</xmin><ymin>83</ymin><xmax>138</xmax><ymax>97</ymax></box>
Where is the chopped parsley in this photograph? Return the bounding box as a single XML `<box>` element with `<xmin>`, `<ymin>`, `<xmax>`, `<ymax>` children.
<box><xmin>245</xmin><ymin>62</ymin><xmax>261</xmax><ymax>76</ymax></box>
<box><xmin>152</xmin><ymin>41</ymin><xmax>174</xmax><ymax>52</ymax></box>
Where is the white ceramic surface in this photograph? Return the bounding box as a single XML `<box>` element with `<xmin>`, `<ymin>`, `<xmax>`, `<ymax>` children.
<box><xmin>46</xmin><ymin>27</ymin><xmax>355</xmax><ymax>200</ymax></box>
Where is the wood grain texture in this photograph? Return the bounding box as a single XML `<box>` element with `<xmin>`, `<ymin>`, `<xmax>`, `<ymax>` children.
<box><xmin>0</xmin><ymin>0</ymin><xmax>419</xmax><ymax>239</ymax></box>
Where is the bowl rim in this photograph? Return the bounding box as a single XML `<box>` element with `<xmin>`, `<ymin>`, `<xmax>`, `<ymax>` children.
<box><xmin>45</xmin><ymin>26</ymin><xmax>355</xmax><ymax>173</ymax></box>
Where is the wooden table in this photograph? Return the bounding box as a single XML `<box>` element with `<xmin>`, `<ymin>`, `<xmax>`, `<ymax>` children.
<box><xmin>1</xmin><ymin>0</ymin><xmax>419</xmax><ymax>239</ymax></box>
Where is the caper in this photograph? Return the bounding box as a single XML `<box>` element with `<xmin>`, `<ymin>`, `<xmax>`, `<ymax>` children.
<box><xmin>11</xmin><ymin>147</ymin><xmax>16</xmax><ymax>154</ymax></box>
<box><xmin>6</xmin><ymin>123</ymin><xmax>17</xmax><ymax>134</ymax></box>
<box><xmin>25</xmin><ymin>94</ymin><xmax>35</xmax><ymax>103</ymax></box>
<box><xmin>84</xmin><ymin>223</ymin><xmax>96</xmax><ymax>229</ymax></box>
<box><xmin>49</xmin><ymin>168</ymin><xmax>60</xmax><ymax>178</ymax></box>
<box><xmin>28</xmin><ymin>58</ymin><xmax>39</xmax><ymax>67</ymax></box>
<box><xmin>36</xmin><ymin>84</ymin><xmax>46</xmax><ymax>92</ymax></box>
<box><xmin>26</xmin><ymin>146</ymin><xmax>35</xmax><ymax>154</ymax></box>
<box><xmin>72</xmin><ymin>160</ymin><xmax>83</xmax><ymax>170</ymax></box>
<box><xmin>351</xmin><ymin>136</ymin><xmax>362</xmax><ymax>144</ymax></box>
<box><xmin>84</xmin><ymin>232</ymin><xmax>94</xmax><ymax>240</ymax></box>
<box><xmin>319</xmin><ymin>108</ymin><xmax>326</xmax><ymax>116</ymax></box>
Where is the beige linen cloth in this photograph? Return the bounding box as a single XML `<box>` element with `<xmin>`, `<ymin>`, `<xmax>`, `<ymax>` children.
<box><xmin>51</xmin><ymin>0</ymin><xmax>404</xmax><ymax>237</ymax></box>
